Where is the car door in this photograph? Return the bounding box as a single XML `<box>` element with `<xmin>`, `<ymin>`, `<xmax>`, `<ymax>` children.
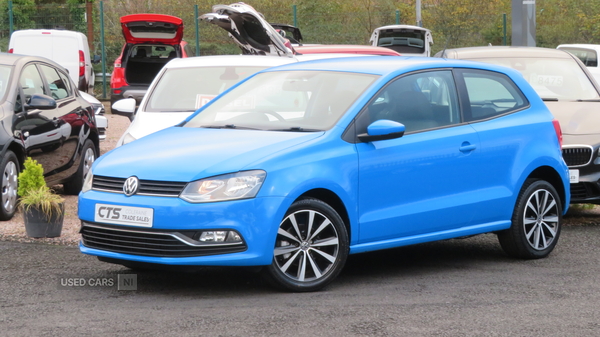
<box><xmin>355</xmin><ymin>69</ymin><xmax>483</xmax><ymax>243</ymax></box>
<box><xmin>14</xmin><ymin>62</ymin><xmax>84</xmax><ymax>182</ymax></box>
<box><xmin>455</xmin><ymin>68</ymin><xmax>532</xmax><ymax>226</ymax></box>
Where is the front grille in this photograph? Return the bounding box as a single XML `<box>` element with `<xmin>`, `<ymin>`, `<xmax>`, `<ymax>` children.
<box><xmin>570</xmin><ymin>182</ymin><xmax>600</xmax><ymax>201</ymax></box>
<box><xmin>92</xmin><ymin>175</ymin><xmax>187</xmax><ymax>197</ymax></box>
<box><xmin>562</xmin><ymin>147</ymin><xmax>593</xmax><ymax>167</ymax></box>
<box><xmin>81</xmin><ymin>223</ymin><xmax>247</xmax><ymax>257</ymax></box>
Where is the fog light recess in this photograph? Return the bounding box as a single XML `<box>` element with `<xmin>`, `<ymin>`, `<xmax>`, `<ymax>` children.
<box><xmin>198</xmin><ymin>230</ymin><xmax>242</xmax><ymax>243</ymax></box>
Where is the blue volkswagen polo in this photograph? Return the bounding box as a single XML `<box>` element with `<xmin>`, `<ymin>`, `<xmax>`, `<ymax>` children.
<box><xmin>79</xmin><ymin>57</ymin><xmax>570</xmax><ymax>292</ymax></box>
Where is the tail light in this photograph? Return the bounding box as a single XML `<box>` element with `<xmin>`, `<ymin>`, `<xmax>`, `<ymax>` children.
<box><xmin>8</xmin><ymin>48</ymin><xmax>13</xmax><ymax>53</ymax></box>
<box><xmin>79</xmin><ymin>50</ymin><xmax>85</xmax><ymax>76</ymax></box>
<box><xmin>552</xmin><ymin>119</ymin><xmax>563</xmax><ymax>149</ymax></box>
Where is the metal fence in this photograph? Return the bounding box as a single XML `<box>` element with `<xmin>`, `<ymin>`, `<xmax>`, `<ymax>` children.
<box><xmin>1</xmin><ymin>1</ymin><xmax>596</xmax><ymax>97</ymax></box>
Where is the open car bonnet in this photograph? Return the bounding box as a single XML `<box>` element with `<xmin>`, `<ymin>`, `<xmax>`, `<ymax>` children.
<box><xmin>200</xmin><ymin>2</ymin><xmax>294</xmax><ymax>56</ymax></box>
<box><xmin>121</xmin><ymin>14</ymin><xmax>184</xmax><ymax>45</ymax></box>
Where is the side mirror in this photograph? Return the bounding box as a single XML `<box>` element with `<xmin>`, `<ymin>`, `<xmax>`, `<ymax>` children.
<box><xmin>357</xmin><ymin>119</ymin><xmax>405</xmax><ymax>142</ymax></box>
<box><xmin>92</xmin><ymin>55</ymin><xmax>101</xmax><ymax>64</ymax></box>
<box><xmin>111</xmin><ymin>98</ymin><xmax>136</xmax><ymax>116</ymax></box>
<box><xmin>24</xmin><ymin>94</ymin><xmax>57</xmax><ymax>111</ymax></box>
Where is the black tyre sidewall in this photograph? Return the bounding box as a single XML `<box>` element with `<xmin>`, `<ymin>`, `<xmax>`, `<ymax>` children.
<box><xmin>499</xmin><ymin>179</ymin><xmax>562</xmax><ymax>259</ymax></box>
<box><xmin>263</xmin><ymin>198</ymin><xmax>349</xmax><ymax>292</ymax></box>
<box><xmin>63</xmin><ymin>139</ymin><xmax>96</xmax><ymax>195</ymax></box>
<box><xmin>0</xmin><ymin>151</ymin><xmax>19</xmax><ymax>220</ymax></box>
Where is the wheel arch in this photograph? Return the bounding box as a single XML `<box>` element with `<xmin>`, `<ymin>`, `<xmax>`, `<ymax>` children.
<box><xmin>296</xmin><ymin>188</ymin><xmax>352</xmax><ymax>242</ymax></box>
<box><xmin>3</xmin><ymin>141</ymin><xmax>26</xmax><ymax>167</ymax></box>
<box><xmin>526</xmin><ymin>165</ymin><xmax>568</xmax><ymax>211</ymax></box>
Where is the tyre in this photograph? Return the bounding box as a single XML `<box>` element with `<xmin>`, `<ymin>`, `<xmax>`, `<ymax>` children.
<box><xmin>0</xmin><ymin>151</ymin><xmax>19</xmax><ymax>220</ymax></box>
<box><xmin>262</xmin><ymin>198</ymin><xmax>349</xmax><ymax>292</ymax></box>
<box><xmin>498</xmin><ymin>179</ymin><xmax>562</xmax><ymax>259</ymax></box>
<box><xmin>63</xmin><ymin>139</ymin><xmax>96</xmax><ymax>195</ymax></box>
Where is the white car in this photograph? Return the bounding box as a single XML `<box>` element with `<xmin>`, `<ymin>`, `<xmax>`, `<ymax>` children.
<box><xmin>113</xmin><ymin>55</ymin><xmax>300</xmax><ymax>146</ymax></box>
<box><xmin>79</xmin><ymin>91</ymin><xmax>108</xmax><ymax>141</ymax></box>
<box><xmin>557</xmin><ymin>44</ymin><xmax>600</xmax><ymax>84</ymax></box>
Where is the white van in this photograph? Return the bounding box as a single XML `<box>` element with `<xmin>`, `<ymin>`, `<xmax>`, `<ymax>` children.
<box><xmin>8</xmin><ymin>29</ymin><xmax>96</xmax><ymax>94</ymax></box>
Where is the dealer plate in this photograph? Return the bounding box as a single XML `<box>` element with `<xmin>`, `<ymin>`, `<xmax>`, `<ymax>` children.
<box><xmin>569</xmin><ymin>169</ymin><xmax>579</xmax><ymax>184</ymax></box>
<box><xmin>94</xmin><ymin>204</ymin><xmax>154</xmax><ymax>227</ymax></box>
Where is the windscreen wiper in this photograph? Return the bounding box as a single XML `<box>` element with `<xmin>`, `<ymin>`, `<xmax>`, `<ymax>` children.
<box><xmin>201</xmin><ymin>124</ymin><xmax>262</xmax><ymax>130</ymax></box>
<box><xmin>269</xmin><ymin>127</ymin><xmax>322</xmax><ymax>132</ymax></box>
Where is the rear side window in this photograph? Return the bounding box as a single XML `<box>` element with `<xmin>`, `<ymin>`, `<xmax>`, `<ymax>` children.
<box><xmin>459</xmin><ymin>69</ymin><xmax>528</xmax><ymax>122</ymax></box>
<box><xmin>39</xmin><ymin>65</ymin><xmax>71</xmax><ymax>100</ymax></box>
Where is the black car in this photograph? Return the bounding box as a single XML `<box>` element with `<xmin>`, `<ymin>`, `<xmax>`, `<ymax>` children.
<box><xmin>0</xmin><ymin>53</ymin><xmax>100</xmax><ymax>220</ymax></box>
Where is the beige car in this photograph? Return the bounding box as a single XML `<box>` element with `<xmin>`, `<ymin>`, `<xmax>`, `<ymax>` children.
<box><xmin>436</xmin><ymin>46</ymin><xmax>600</xmax><ymax>204</ymax></box>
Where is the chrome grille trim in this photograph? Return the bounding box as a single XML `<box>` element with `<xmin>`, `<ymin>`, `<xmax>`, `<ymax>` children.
<box><xmin>92</xmin><ymin>175</ymin><xmax>186</xmax><ymax>197</ymax></box>
<box><xmin>562</xmin><ymin>145</ymin><xmax>594</xmax><ymax>167</ymax></box>
<box><xmin>81</xmin><ymin>222</ymin><xmax>247</xmax><ymax>257</ymax></box>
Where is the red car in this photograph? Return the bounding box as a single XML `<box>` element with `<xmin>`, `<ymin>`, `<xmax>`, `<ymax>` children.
<box><xmin>111</xmin><ymin>14</ymin><xmax>194</xmax><ymax>117</ymax></box>
<box><xmin>295</xmin><ymin>45</ymin><xmax>401</xmax><ymax>56</ymax></box>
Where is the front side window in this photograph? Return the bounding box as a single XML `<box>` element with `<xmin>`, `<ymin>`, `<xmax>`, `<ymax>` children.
<box><xmin>39</xmin><ymin>65</ymin><xmax>71</xmax><ymax>100</ymax></box>
<box><xmin>359</xmin><ymin>70</ymin><xmax>460</xmax><ymax>133</ymax></box>
<box><xmin>459</xmin><ymin>69</ymin><xmax>529</xmax><ymax>122</ymax></box>
<box><xmin>185</xmin><ymin>71</ymin><xmax>378</xmax><ymax>131</ymax></box>
<box><xmin>20</xmin><ymin>64</ymin><xmax>46</xmax><ymax>97</ymax></box>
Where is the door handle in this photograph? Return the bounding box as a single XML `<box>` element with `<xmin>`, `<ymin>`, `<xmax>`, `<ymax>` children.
<box><xmin>459</xmin><ymin>142</ymin><xmax>477</xmax><ymax>153</ymax></box>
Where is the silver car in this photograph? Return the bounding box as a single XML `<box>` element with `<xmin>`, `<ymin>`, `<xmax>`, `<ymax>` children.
<box><xmin>436</xmin><ymin>46</ymin><xmax>600</xmax><ymax>204</ymax></box>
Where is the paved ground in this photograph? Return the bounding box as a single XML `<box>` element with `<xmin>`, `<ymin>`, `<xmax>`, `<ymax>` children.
<box><xmin>1</xmin><ymin>223</ymin><xmax>600</xmax><ymax>336</ymax></box>
<box><xmin>2</xmin><ymin>106</ymin><xmax>600</xmax><ymax>336</ymax></box>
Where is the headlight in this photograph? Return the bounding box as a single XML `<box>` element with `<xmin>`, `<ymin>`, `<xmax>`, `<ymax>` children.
<box><xmin>92</xmin><ymin>103</ymin><xmax>105</xmax><ymax>115</ymax></box>
<box><xmin>82</xmin><ymin>171</ymin><xmax>93</xmax><ymax>193</ymax></box>
<box><xmin>180</xmin><ymin>170</ymin><xmax>266</xmax><ymax>203</ymax></box>
<box><xmin>122</xmin><ymin>132</ymin><xmax>137</xmax><ymax>145</ymax></box>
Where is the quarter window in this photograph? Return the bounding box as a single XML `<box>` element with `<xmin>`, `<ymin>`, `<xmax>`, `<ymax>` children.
<box><xmin>460</xmin><ymin>70</ymin><xmax>528</xmax><ymax>122</ymax></box>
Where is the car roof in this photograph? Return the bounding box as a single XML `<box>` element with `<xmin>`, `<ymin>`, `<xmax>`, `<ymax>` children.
<box><xmin>162</xmin><ymin>55</ymin><xmax>298</xmax><ymax>69</ymax></box>
<box><xmin>0</xmin><ymin>52</ymin><xmax>63</xmax><ymax>68</ymax></box>
<box><xmin>260</xmin><ymin>55</ymin><xmax>521</xmax><ymax>77</ymax></box>
<box><xmin>438</xmin><ymin>46</ymin><xmax>573</xmax><ymax>60</ymax></box>
<box><xmin>295</xmin><ymin>45</ymin><xmax>401</xmax><ymax>56</ymax></box>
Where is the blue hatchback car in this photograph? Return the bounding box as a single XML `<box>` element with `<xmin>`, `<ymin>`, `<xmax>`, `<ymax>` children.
<box><xmin>79</xmin><ymin>56</ymin><xmax>570</xmax><ymax>292</ymax></box>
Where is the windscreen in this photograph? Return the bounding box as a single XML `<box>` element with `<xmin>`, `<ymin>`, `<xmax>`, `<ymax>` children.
<box><xmin>184</xmin><ymin>70</ymin><xmax>378</xmax><ymax>131</ymax></box>
<box><xmin>146</xmin><ymin>66</ymin><xmax>267</xmax><ymax>112</ymax></box>
<box><xmin>470</xmin><ymin>57</ymin><xmax>600</xmax><ymax>101</ymax></box>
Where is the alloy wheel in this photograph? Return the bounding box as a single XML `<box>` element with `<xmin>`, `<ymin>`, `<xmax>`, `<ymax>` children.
<box><xmin>2</xmin><ymin>161</ymin><xmax>18</xmax><ymax>214</ymax></box>
<box><xmin>522</xmin><ymin>188</ymin><xmax>559</xmax><ymax>251</ymax></box>
<box><xmin>274</xmin><ymin>209</ymin><xmax>341</xmax><ymax>283</ymax></box>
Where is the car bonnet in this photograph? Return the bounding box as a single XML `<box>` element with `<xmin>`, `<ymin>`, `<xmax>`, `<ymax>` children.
<box><xmin>92</xmin><ymin>126</ymin><xmax>323</xmax><ymax>182</ymax></box>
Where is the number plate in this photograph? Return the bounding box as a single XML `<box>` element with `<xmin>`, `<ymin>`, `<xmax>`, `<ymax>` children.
<box><xmin>94</xmin><ymin>204</ymin><xmax>154</xmax><ymax>227</ymax></box>
<box><xmin>569</xmin><ymin>169</ymin><xmax>579</xmax><ymax>184</ymax></box>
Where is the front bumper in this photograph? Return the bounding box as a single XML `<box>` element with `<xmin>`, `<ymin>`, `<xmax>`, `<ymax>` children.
<box><xmin>78</xmin><ymin>190</ymin><xmax>287</xmax><ymax>266</ymax></box>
